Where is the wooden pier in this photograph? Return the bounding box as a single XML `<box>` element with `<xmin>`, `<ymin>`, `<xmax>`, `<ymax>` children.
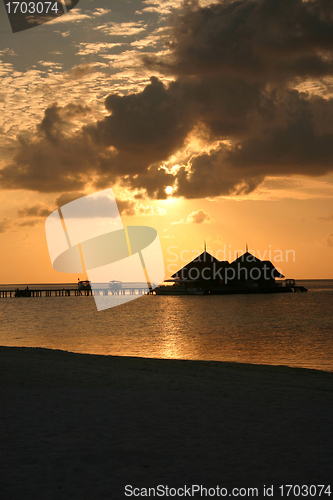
<box><xmin>0</xmin><ymin>286</ymin><xmax>153</xmax><ymax>298</ymax></box>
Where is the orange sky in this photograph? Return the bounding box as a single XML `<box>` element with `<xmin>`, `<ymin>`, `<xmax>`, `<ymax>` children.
<box><xmin>0</xmin><ymin>0</ymin><xmax>332</xmax><ymax>282</ymax></box>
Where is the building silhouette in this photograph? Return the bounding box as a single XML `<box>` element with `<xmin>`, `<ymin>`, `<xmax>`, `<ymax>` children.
<box><xmin>171</xmin><ymin>249</ymin><xmax>285</xmax><ymax>293</ymax></box>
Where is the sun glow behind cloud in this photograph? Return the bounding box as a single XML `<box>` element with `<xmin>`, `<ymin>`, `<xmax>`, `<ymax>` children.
<box><xmin>0</xmin><ymin>0</ymin><xmax>333</xmax><ymax>280</ymax></box>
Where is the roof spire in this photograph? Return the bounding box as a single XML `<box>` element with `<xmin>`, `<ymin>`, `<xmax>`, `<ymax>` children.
<box><xmin>204</xmin><ymin>240</ymin><xmax>206</xmax><ymax>253</ymax></box>
<box><xmin>246</xmin><ymin>242</ymin><xmax>248</xmax><ymax>253</ymax></box>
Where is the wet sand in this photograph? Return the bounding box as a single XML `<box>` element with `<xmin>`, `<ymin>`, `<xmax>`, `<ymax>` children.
<box><xmin>0</xmin><ymin>346</ymin><xmax>332</xmax><ymax>499</ymax></box>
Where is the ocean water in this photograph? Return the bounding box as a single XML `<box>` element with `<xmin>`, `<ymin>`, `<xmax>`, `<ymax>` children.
<box><xmin>0</xmin><ymin>280</ymin><xmax>332</xmax><ymax>371</ymax></box>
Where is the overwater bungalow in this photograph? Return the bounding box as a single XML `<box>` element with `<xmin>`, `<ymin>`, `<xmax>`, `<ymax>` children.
<box><xmin>163</xmin><ymin>247</ymin><xmax>306</xmax><ymax>294</ymax></box>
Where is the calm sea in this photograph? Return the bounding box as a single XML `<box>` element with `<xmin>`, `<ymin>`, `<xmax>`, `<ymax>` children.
<box><xmin>0</xmin><ymin>280</ymin><xmax>332</xmax><ymax>371</ymax></box>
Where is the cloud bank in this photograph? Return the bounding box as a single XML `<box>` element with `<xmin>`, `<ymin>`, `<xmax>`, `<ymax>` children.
<box><xmin>1</xmin><ymin>0</ymin><xmax>333</xmax><ymax>199</ymax></box>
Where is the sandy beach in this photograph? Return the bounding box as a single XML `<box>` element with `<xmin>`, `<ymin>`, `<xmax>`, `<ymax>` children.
<box><xmin>0</xmin><ymin>346</ymin><xmax>332</xmax><ymax>499</ymax></box>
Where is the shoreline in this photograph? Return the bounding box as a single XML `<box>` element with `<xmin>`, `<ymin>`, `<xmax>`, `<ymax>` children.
<box><xmin>0</xmin><ymin>346</ymin><xmax>333</xmax><ymax>389</ymax></box>
<box><xmin>1</xmin><ymin>344</ymin><xmax>332</xmax><ymax>375</ymax></box>
<box><xmin>1</xmin><ymin>346</ymin><xmax>332</xmax><ymax>499</ymax></box>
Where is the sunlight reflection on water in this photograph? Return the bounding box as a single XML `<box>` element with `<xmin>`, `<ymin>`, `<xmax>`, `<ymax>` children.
<box><xmin>0</xmin><ymin>282</ymin><xmax>332</xmax><ymax>371</ymax></box>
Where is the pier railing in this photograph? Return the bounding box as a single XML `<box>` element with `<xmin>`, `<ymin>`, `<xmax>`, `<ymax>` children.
<box><xmin>0</xmin><ymin>283</ymin><xmax>155</xmax><ymax>298</ymax></box>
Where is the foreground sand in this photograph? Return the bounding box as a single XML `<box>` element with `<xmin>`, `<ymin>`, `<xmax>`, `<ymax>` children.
<box><xmin>0</xmin><ymin>347</ymin><xmax>332</xmax><ymax>500</ymax></box>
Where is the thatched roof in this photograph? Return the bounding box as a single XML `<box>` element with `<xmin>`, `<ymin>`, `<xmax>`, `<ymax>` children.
<box><xmin>172</xmin><ymin>251</ymin><xmax>229</xmax><ymax>280</ymax></box>
<box><xmin>171</xmin><ymin>250</ymin><xmax>284</xmax><ymax>280</ymax></box>
<box><xmin>230</xmin><ymin>252</ymin><xmax>284</xmax><ymax>278</ymax></box>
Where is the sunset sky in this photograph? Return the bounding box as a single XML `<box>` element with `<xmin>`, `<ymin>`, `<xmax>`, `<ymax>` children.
<box><xmin>0</xmin><ymin>0</ymin><xmax>332</xmax><ymax>283</ymax></box>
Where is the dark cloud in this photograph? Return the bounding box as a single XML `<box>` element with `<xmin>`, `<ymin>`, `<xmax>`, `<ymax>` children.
<box><xmin>85</xmin><ymin>76</ymin><xmax>194</xmax><ymax>172</ymax></box>
<box><xmin>319</xmin><ymin>213</ymin><xmax>333</xmax><ymax>221</ymax></box>
<box><xmin>0</xmin><ymin>103</ymin><xmax>97</xmax><ymax>192</ymax></box>
<box><xmin>176</xmin><ymin>147</ymin><xmax>265</xmax><ymax>198</ymax></box>
<box><xmin>17</xmin><ymin>204</ymin><xmax>52</xmax><ymax>218</ymax></box>
<box><xmin>37</xmin><ymin>103</ymin><xmax>91</xmax><ymax>145</ymax></box>
<box><xmin>56</xmin><ymin>192</ymin><xmax>135</xmax><ymax>217</ymax></box>
<box><xmin>322</xmin><ymin>233</ymin><xmax>333</xmax><ymax>246</ymax></box>
<box><xmin>0</xmin><ymin>82</ymin><xmax>177</xmax><ymax>195</ymax></box>
<box><xmin>55</xmin><ymin>192</ymin><xmax>86</xmax><ymax>208</ymax></box>
<box><xmin>0</xmin><ymin>137</ymin><xmax>93</xmax><ymax>192</ymax></box>
<box><xmin>143</xmin><ymin>0</ymin><xmax>333</xmax><ymax>80</ymax></box>
<box><xmin>116</xmin><ymin>199</ymin><xmax>136</xmax><ymax>217</ymax></box>
<box><xmin>174</xmin><ymin>88</ymin><xmax>333</xmax><ymax>198</ymax></box>
<box><xmin>18</xmin><ymin>219</ymin><xmax>40</xmax><ymax>227</ymax></box>
<box><xmin>0</xmin><ymin>217</ymin><xmax>12</xmax><ymax>233</ymax></box>
<box><xmin>1</xmin><ymin>0</ymin><xmax>333</xmax><ymax>199</ymax></box>
<box><xmin>54</xmin><ymin>193</ymin><xmax>155</xmax><ymax>218</ymax></box>
<box><xmin>0</xmin><ymin>216</ymin><xmax>40</xmax><ymax>233</ymax></box>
